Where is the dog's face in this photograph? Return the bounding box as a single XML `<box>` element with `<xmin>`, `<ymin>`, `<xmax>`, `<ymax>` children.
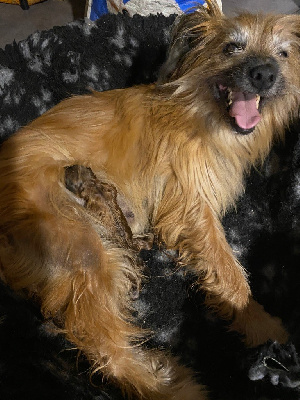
<box><xmin>159</xmin><ymin>1</ymin><xmax>300</xmax><ymax>135</ymax></box>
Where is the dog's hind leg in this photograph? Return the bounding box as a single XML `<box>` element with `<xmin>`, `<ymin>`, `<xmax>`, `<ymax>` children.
<box><xmin>0</xmin><ymin>160</ymin><xmax>206</xmax><ymax>400</ymax></box>
<box><xmin>60</xmin><ymin>164</ymin><xmax>208</xmax><ymax>400</ymax></box>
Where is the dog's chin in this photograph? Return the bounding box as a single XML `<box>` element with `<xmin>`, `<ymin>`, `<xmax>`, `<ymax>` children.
<box><xmin>215</xmin><ymin>84</ymin><xmax>262</xmax><ymax>136</ymax></box>
<box><xmin>230</xmin><ymin>120</ymin><xmax>256</xmax><ymax>135</ymax></box>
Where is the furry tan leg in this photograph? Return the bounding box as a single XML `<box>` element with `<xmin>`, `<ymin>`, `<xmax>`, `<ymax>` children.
<box><xmin>191</xmin><ymin>206</ymin><xmax>288</xmax><ymax>347</ymax></box>
<box><xmin>230</xmin><ymin>298</ymin><xmax>288</xmax><ymax>347</ymax></box>
<box><xmin>157</xmin><ymin>200</ymin><xmax>288</xmax><ymax>347</ymax></box>
<box><xmin>40</xmin><ymin>246</ymin><xmax>206</xmax><ymax>400</ymax></box>
<box><xmin>192</xmin><ymin>207</ymin><xmax>287</xmax><ymax>346</ymax></box>
<box><xmin>0</xmin><ymin>162</ymin><xmax>206</xmax><ymax>400</ymax></box>
<box><xmin>61</xmin><ymin>166</ymin><xmax>204</xmax><ymax>399</ymax></box>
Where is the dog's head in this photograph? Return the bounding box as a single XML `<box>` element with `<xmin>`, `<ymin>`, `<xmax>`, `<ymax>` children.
<box><xmin>158</xmin><ymin>0</ymin><xmax>300</xmax><ymax>135</ymax></box>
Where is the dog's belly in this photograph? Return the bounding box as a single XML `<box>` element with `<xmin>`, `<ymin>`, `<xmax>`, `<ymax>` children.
<box><xmin>64</xmin><ymin>165</ymin><xmax>149</xmax><ymax>236</ymax></box>
<box><xmin>116</xmin><ymin>192</ymin><xmax>151</xmax><ymax>236</ymax></box>
<box><xmin>116</xmin><ymin>193</ymin><xmax>136</xmax><ymax>228</ymax></box>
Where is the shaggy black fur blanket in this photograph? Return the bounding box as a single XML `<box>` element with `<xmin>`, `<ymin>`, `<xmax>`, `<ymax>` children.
<box><xmin>0</xmin><ymin>14</ymin><xmax>300</xmax><ymax>400</ymax></box>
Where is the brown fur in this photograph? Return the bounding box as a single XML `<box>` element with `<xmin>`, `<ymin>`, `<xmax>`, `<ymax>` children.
<box><xmin>1</xmin><ymin>1</ymin><xmax>300</xmax><ymax>398</ymax></box>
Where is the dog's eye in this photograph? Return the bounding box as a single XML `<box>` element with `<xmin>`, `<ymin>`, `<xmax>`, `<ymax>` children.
<box><xmin>223</xmin><ymin>42</ymin><xmax>244</xmax><ymax>55</ymax></box>
<box><xmin>278</xmin><ymin>50</ymin><xmax>288</xmax><ymax>58</ymax></box>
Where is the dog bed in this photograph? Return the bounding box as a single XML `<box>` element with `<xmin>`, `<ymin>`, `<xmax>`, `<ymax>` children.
<box><xmin>0</xmin><ymin>12</ymin><xmax>300</xmax><ymax>400</ymax></box>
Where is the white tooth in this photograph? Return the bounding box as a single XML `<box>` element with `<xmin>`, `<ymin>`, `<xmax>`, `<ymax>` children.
<box><xmin>228</xmin><ymin>89</ymin><xmax>232</xmax><ymax>106</ymax></box>
<box><xmin>256</xmin><ymin>94</ymin><xmax>260</xmax><ymax>109</ymax></box>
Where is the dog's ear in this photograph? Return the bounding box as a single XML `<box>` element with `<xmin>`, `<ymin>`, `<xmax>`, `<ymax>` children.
<box><xmin>157</xmin><ymin>0</ymin><xmax>223</xmax><ymax>84</ymax></box>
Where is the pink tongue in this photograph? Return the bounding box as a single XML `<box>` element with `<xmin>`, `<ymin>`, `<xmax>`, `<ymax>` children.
<box><xmin>229</xmin><ymin>92</ymin><xmax>261</xmax><ymax>130</ymax></box>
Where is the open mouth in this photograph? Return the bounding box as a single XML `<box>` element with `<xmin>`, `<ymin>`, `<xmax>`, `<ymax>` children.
<box><xmin>218</xmin><ymin>84</ymin><xmax>262</xmax><ymax>134</ymax></box>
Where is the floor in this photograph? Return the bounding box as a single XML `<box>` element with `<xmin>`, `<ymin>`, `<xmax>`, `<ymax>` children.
<box><xmin>0</xmin><ymin>0</ymin><xmax>300</xmax><ymax>50</ymax></box>
<box><xmin>0</xmin><ymin>0</ymin><xmax>86</xmax><ymax>49</ymax></box>
<box><xmin>222</xmin><ymin>0</ymin><xmax>300</xmax><ymax>15</ymax></box>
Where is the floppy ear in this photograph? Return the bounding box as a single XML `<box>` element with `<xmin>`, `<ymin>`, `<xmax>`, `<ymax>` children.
<box><xmin>157</xmin><ymin>0</ymin><xmax>223</xmax><ymax>84</ymax></box>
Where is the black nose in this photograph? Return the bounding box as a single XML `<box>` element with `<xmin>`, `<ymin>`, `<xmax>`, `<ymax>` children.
<box><xmin>249</xmin><ymin>62</ymin><xmax>278</xmax><ymax>91</ymax></box>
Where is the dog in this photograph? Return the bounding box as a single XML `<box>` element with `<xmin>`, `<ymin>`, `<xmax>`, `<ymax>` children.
<box><xmin>0</xmin><ymin>1</ymin><xmax>299</xmax><ymax>398</ymax></box>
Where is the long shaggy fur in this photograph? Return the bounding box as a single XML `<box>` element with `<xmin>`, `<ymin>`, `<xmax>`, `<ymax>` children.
<box><xmin>1</xmin><ymin>1</ymin><xmax>300</xmax><ymax>398</ymax></box>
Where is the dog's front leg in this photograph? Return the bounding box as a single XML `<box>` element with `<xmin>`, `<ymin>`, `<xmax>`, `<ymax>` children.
<box><xmin>158</xmin><ymin>202</ymin><xmax>288</xmax><ymax>347</ymax></box>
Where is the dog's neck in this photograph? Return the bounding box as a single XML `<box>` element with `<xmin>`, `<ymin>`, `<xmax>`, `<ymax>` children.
<box><xmin>146</xmin><ymin>99</ymin><xmax>277</xmax><ymax>217</ymax></box>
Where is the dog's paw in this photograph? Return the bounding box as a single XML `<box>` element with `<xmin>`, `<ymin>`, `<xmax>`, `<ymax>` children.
<box><xmin>248</xmin><ymin>341</ymin><xmax>300</xmax><ymax>390</ymax></box>
<box><xmin>230</xmin><ymin>299</ymin><xmax>289</xmax><ymax>347</ymax></box>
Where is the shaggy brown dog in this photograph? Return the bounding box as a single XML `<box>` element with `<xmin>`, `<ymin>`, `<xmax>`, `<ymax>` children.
<box><xmin>0</xmin><ymin>1</ymin><xmax>299</xmax><ymax>398</ymax></box>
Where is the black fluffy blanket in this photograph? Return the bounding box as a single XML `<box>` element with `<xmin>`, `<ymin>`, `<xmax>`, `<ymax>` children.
<box><xmin>0</xmin><ymin>14</ymin><xmax>300</xmax><ymax>400</ymax></box>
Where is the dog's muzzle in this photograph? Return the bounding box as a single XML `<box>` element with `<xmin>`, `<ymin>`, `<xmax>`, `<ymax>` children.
<box><xmin>218</xmin><ymin>56</ymin><xmax>281</xmax><ymax>135</ymax></box>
